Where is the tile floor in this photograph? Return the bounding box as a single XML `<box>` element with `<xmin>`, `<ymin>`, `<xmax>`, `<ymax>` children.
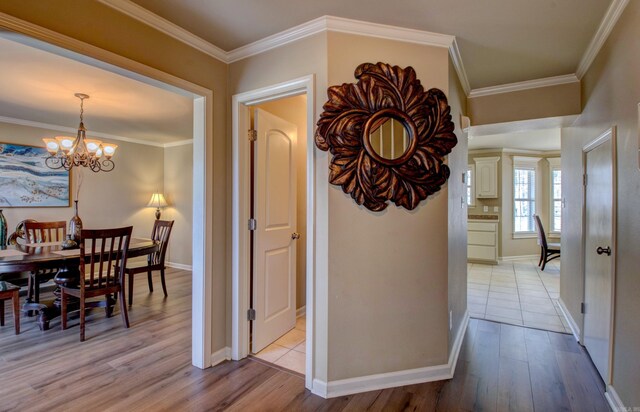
<box><xmin>468</xmin><ymin>257</ymin><xmax>572</xmax><ymax>334</ymax></box>
<box><xmin>253</xmin><ymin>315</ymin><xmax>306</xmax><ymax>374</ymax></box>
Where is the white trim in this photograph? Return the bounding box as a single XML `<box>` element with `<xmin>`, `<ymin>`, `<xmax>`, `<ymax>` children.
<box><xmin>548</xmin><ymin>157</ymin><xmax>562</xmax><ymax>234</ymax></box>
<box><xmin>97</xmin><ymin>0</ymin><xmax>227</xmax><ymax>62</ymax></box>
<box><xmin>576</xmin><ymin>0</ymin><xmax>631</xmax><ymax>79</ymax></box>
<box><xmin>605</xmin><ymin>385</ymin><xmax>627</xmax><ymax>412</ymax></box>
<box><xmin>296</xmin><ymin>306</ymin><xmax>306</xmax><ymax>318</ymax></box>
<box><xmin>211</xmin><ymin>347</ymin><xmax>232</xmax><ymax>367</ymax></box>
<box><xmin>468</xmin><ymin>74</ymin><xmax>579</xmax><ymax>98</ymax></box>
<box><xmin>466</xmin><ymin>164</ymin><xmax>476</xmax><ymax>207</ymax></box>
<box><xmin>449</xmin><ymin>38</ymin><xmax>471</xmax><ymax>96</ymax></box>
<box><xmin>512</xmin><ymin>156</ymin><xmax>543</xmax><ymax>167</ymax></box>
<box><xmin>166</xmin><ymin>261</ymin><xmax>193</xmax><ymax>271</ymax></box>
<box><xmin>558</xmin><ymin>298</ymin><xmax>581</xmax><ymax>342</ymax></box>
<box><xmin>313</xmin><ymin>311</ymin><xmax>469</xmax><ymax>398</ymax></box>
<box><xmin>231</xmin><ymin>75</ymin><xmax>319</xmax><ymax>392</ymax></box>
<box><xmin>499</xmin><ymin>254</ymin><xmax>539</xmax><ymax>261</ymax></box>
<box><xmin>163</xmin><ymin>139</ymin><xmax>193</xmax><ymax>148</ymax></box>
<box><xmin>0</xmin><ymin>10</ymin><xmax>213</xmax><ymax>371</ymax></box>
<box><xmin>0</xmin><ymin>115</ymin><xmax>176</xmax><ymax>148</ymax></box>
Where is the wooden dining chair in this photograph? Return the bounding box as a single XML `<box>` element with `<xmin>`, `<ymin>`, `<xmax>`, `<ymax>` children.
<box><xmin>23</xmin><ymin>220</ymin><xmax>66</xmax><ymax>304</ymax></box>
<box><xmin>0</xmin><ymin>281</ymin><xmax>20</xmax><ymax>334</ymax></box>
<box><xmin>61</xmin><ymin>226</ymin><xmax>132</xmax><ymax>342</ymax></box>
<box><xmin>124</xmin><ymin>220</ymin><xmax>174</xmax><ymax>306</ymax></box>
<box><xmin>534</xmin><ymin>215</ymin><xmax>560</xmax><ymax>271</ymax></box>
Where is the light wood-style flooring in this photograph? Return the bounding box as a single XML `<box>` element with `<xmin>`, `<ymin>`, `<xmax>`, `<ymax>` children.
<box><xmin>1</xmin><ymin>269</ymin><xmax>608</xmax><ymax>411</ymax></box>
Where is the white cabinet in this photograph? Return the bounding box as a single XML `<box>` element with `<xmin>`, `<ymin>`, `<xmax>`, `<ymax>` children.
<box><xmin>474</xmin><ymin>157</ymin><xmax>500</xmax><ymax>198</ymax></box>
<box><xmin>468</xmin><ymin>220</ymin><xmax>498</xmax><ymax>263</ymax></box>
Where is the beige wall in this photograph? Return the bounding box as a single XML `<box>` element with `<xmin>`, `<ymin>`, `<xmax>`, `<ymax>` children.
<box><xmin>0</xmin><ymin>121</ymin><xmax>163</xmax><ymax>237</ymax></box>
<box><xmin>0</xmin><ymin>122</ymin><xmax>194</xmax><ymax>267</ymax></box>
<box><xmin>447</xmin><ymin>58</ymin><xmax>468</xmax><ymax>354</ymax></box>
<box><xmin>468</xmin><ymin>82</ymin><xmax>581</xmax><ymax>126</ymax></box>
<box><xmin>326</xmin><ymin>32</ymin><xmax>451</xmax><ymax>380</ymax></box>
<box><xmin>0</xmin><ymin>1</ymin><xmax>228</xmax><ymax>354</ymax></box>
<box><xmin>257</xmin><ymin>95</ymin><xmax>307</xmax><ymax>311</ymax></box>
<box><xmin>561</xmin><ymin>0</ymin><xmax>640</xmax><ymax>406</ymax></box>
<box><xmin>164</xmin><ymin>144</ymin><xmax>193</xmax><ymax>266</ymax></box>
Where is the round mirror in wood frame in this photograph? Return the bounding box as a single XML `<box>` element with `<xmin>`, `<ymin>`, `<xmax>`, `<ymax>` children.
<box><xmin>315</xmin><ymin>62</ymin><xmax>458</xmax><ymax>211</ymax></box>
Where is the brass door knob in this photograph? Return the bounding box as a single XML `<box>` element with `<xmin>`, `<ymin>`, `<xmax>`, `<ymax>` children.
<box><xmin>291</xmin><ymin>232</ymin><xmax>300</xmax><ymax>240</ymax></box>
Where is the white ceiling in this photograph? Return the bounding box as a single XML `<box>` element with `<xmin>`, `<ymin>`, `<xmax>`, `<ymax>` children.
<box><xmin>0</xmin><ymin>31</ymin><xmax>193</xmax><ymax>145</ymax></box>
<box><xmin>129</xmin><ymin>0</ymin><xmax>612</xmax><ymax>89</ymax></box>
<box><xmin>469</xmin><ymin>128</ymin><xmax>561</xmax><ymax>151</ymax></box>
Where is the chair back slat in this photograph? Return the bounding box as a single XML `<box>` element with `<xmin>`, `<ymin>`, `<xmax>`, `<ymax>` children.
<box><xmin>148</xmin><ymin>220</ymin><xmax>174</xmax><ymax>266</ymax></box>
<box><xmin>24</xmin><ymin>221</ymin><xmax>66</xmax><ymax>244</ymax></box>
<box><xmin>80</xmin><ymin>227</ymin><xmax>132</xmax><ymax>291</ymax></box>
<box><xmin>533</xmin><ymin>215</ymin><xmax>548</xmax><ymax>248</ymax></box>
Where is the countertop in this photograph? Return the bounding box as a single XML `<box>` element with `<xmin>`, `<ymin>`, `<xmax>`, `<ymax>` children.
<box><xmin>468</xmin><ymin>214</ymin><xmax>499</xmax><ymax>221</ymax></box>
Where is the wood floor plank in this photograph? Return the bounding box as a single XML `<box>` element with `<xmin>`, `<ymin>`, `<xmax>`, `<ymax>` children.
<box><xmin>0</xmin><ymin>277</ymin><xmax>610</xmax><ymax>412</ymax></box>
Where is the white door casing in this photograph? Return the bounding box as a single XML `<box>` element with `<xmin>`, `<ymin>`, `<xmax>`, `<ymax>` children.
<box><xmin>251</xmin><ymin>108</ymin><xmax>298</xmax><ymax>353</ymax></box>
<box><xmin>582</xmin><ymin>128</ymin><xmax>616</xmax><ymax>384</ymax></box>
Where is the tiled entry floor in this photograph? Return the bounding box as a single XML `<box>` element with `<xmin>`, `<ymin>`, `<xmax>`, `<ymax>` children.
<box><xmin>252</xmin><ymin>316</ymin><xmax>306</xmax><ymax>374</ymax></box>
<box><xmin>468</xmin><ymin>258</ymin><xmax>572</xmax><ymax>333</ymax></box>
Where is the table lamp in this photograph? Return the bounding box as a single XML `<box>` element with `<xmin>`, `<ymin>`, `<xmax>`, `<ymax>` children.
<box><xmin>147</xmin><ymin>193</ymin><xmax>168</xmax><ymax>220</ymax></box>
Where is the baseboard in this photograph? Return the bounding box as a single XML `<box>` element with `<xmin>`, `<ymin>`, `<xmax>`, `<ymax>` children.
<box><xmin>312</xmin><ymin>311</ymin><xmax>470</xmax><ymax>399</ymax></box>
<box><xmin>558</xmin><ymin>298</ymin><xmax>581</xmax><ymax>342</ymax></box>
<box><xmin>605</xmin><ymin>385</ymin><xmax>626</xmax><ymax>411</ymax></box>
<box><xmin>296</xmin><ymin>305</ymin><xmax>306</xmax><ymax>318</ymax></box>
<box><xmin>499</xmin><ymin>254</ymin><xmax>539</xmax><ymax>261</ymax></box>
<box><xmin>166</xmin><ymin>261</ymin><xmax>193</xmax><ymax>271</ymax></box>
<box><xmin>211</xmin><ymin>346</ymin><xmax>231</xmax><ymax>367</ymax></box>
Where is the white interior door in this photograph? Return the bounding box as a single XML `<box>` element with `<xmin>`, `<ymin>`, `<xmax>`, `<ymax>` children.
<box><xmin>251</xmin><ymin>108</ymin><xmax>298</xmax><ymax>353</ymax></box>
<box><xmin>583</xmin><ymin>135</ymin><xmax>615</xmax><ymax>383</ymax></box>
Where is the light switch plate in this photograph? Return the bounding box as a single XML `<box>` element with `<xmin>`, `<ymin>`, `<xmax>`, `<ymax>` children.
<box><xmin>493</xmin><ymin>206</ymin><xmax>499</xmax><ymax>212</ymax></box>
<box><xmin>483</xmin><ymin>206</ymin><xmax>488</xmax><ymax>212</ymax></box>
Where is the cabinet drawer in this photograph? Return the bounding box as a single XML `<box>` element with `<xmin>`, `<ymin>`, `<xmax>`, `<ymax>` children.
<box><xmin>468</xmin><ymin>222</ymin><xmax>497</xmax><ymax>232</ymax></box>
<box><xmin>468</xmin><ymin>231</ymin><xmax>496</xmax><ymax>246</ymax></box>
<box><xmin>468</xmin><ymin>245</ymin><xmax>497</xmax><ymax>260</ymax></box>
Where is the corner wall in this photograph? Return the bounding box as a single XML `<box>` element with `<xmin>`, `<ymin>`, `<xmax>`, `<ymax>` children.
<box><xmin>561</xmin><ymin>1</ymin><xmax>640</xmax><ymax>407</ymax></box>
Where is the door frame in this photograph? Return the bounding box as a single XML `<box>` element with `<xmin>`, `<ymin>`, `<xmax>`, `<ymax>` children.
<box><xmin>581</xmin><ymin>126</ymin><xmax>617</xmax><ymax>384</ymax></box>
<box><xmin>231</xmin><ymin>75</ymin><xmax>316</xmax><ymax>387</ymax></box>
<box><xmin>0</xmin><ymin>13</ymin><xmax>213</xmax><ymax>368</ymax></box>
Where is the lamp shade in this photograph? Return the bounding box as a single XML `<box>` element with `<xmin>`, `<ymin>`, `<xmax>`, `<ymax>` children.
<box><xmin>147</xmin><ymin>193</ymin><xmax>168</xmax><ymax>208</ymax></box>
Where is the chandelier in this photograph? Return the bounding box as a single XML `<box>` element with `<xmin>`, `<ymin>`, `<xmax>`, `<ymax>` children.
<box><xmin>43</xmin><ymin>93</ymin><xmax>117</xmax><ymax>172</ymax></box>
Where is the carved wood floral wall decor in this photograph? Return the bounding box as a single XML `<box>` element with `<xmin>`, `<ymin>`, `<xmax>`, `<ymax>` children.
<box><xmin>315</xmin><ymin>62</ymin><xmax>458</xmax><ymax>211</ymax></box>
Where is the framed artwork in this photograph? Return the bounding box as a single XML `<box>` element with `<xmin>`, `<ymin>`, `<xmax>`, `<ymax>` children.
<box><xmin>0</xmin><ymin>142</ymin><xmax>70</xmax><ymax>207</ymax></box>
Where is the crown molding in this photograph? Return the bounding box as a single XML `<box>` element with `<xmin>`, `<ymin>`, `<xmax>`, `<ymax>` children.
<box><xmin>0</xmin><ymin>115</ymin><xmax>185</xmax><ymax>148</ymax></box>
<box><xmin>228</xmin><ymin>15</ymin><xmax>455</xmax><ymax>63</ymax></box>
<box><xmin>448</xmin><ymin>38</ymin><xmax>471</xmax><ymax>96</ymax></box>
<box><xmin>163</xmin><ymin>139</ymin><xmax>193</xmax><ymax>148</ymax></box>
<box><xmin>97</xmin><ymin>0</ymin><xmax>227</xmax><ymax>62</ymax></box>
<box><xmin>468</xmin><ymin>74</ymin><xmax>579</xmax><ymax>98</ymax></box>
<box><xmin>576</xmin><ymin>0</ymin><xmax>630</xmax><ymax>79</ymax></box>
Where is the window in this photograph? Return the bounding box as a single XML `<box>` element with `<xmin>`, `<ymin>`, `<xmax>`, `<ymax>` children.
<box><xmin>548</xmin><ymin>158</ymin><xmax>562</xmax><ymax>233</ymax></box>
<box><xmin>513</xmin><ymin>157</ymin><xmax>541</xmax><ymax>234</ymax></box>
<box><xmin>466</xmin><ymin>165</ymin><xmax>475</xmax><ymax>206</ymax></box>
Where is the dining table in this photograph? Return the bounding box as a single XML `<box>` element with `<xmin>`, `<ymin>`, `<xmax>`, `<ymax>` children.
<box><xmin>0</xmin><ymin>237</ymin><xmax>159</xmax><ymax>330</ymax></box>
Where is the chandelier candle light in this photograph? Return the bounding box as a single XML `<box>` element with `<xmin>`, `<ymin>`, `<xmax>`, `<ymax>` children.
<box><xmin>43</xmin><ymin>93</ymin><xmax>117</xmax><ymax>172</ymax></box>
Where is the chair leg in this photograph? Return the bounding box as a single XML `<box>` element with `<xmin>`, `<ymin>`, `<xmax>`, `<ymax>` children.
<box><xmin>119</xmin><ymin>288</ymin><xmax>130</xmax><ymax>328</ymax></box>
<box><xmin>538</xmin><ymin>247</ymin><xmax>544</xmax><ymax>267</ymax></box>
<box><xmin>80</xmin><ymin>297</ymin><xmax>86</xmax><ymax>342</ymax></box>
<box><xmin>128</xmin><ymin>273</ymin><xmax>134</xmax><ymax>306</ymax></box>
<box><xmin>541</xmin><ymin>253</ymin><xmax>548</xmax><ymax>271</ymax></box>
<box><xmin>61</xmin><ymin>290</ymin><xmax>68</xmax><ymax>330</ymax></box>
<box><xmin>26</xmin><ymin>275</ymin><xmax>34</xmax><ymax>302</ymax></box>
<box><xmin>105</xmin><ymin>294</ymin><xmax>113</xmax><ymax>318</ymax></box>
<box><xmin>0</xmin><ymin>298</ymin><xmax>5</xmax><ymax>326</ymax></box>
<box><xmin>160</xmin><ymin>269</ymin><xmax>168</xmax><ymax>297</ymax></box>
<box><xmin>147</xmin><ymin>269</ymin><xmax>154</xmax><ymax>293</ymax></box>
<box><xmin>12</xmin><ymin>290</ymin><xmax>20</xmax><ymax>335</ymax></box>
<box><xmin>34</xmin><ymin>276</ymin><xmax>40</xmax><ymax>303</ymax></box>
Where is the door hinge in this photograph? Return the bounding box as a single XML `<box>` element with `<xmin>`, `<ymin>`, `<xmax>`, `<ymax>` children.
<box><xmin>583</xmin><ymin>173</ymin><xmax>587</xmax><ymax>186</ymax></box>
<box><xmin>247</xmin><ymin>308</ymin><xmax>256</xmax><ymax>321</ymax></box>
<box><xmin>248</xmin><ymin>129</ymin><xmax>257</xmax><ymax>142</ymax></box>
<box><xmin>248</xmin><ymin>218</ymin><xmax>256</xmax><ymax>231</ymax></box>
<box><xmin>581</xmin><ymin>302</ymin><xmax>585</xmax><ymax>314</ymax></box>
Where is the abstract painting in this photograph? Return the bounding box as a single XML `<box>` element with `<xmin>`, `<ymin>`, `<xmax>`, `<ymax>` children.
<box><xmin>0</xmin><ymin>142</ymin><xmax>70</xmax><ymax>207</ymax></box>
